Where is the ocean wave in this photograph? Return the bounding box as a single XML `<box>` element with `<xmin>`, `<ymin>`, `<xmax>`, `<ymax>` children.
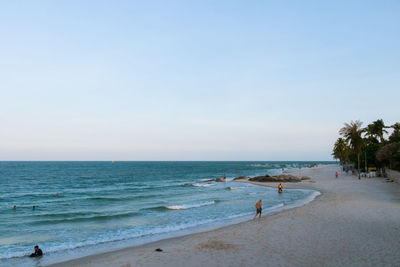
<box><xmin>0</xmin><ymin>212</ymin><xmax>247</xmax><ymax>260</ymax></box>
<box><xmin>30</xmin><ymin>211</ymin><xmax>140</xmax><ymax>225</ymax></box>
<box><xmin>146</xmin><ymin>201</ymin><xmax>218</xmax><ymax>211</ymax></box>
<box><xmin>31</xmin><ymin>211</ymin><xmax>93</xmax><ymax>218</ymax></box>
<box><xmin>192</xmin><ymin>183</ymin><xmax>215</xmax><ymax>187</ymax></box>
<box><xmin>226</xmin><ymin>186</ymin><xmax>246</xmax><ymax>190</ymax></box>
<box><xmin>166</xmin><ymin>201</ymin><xmax>216</xmax><ymax>210</ymax></box>
<box><xmin>226</xmin><ymin>186</ymin><xmax>240</xmax><ymax>190</ymax></box>
<box><xmin>182</xmin><ymin>183</ymin><xmax>215</xmax><ymax>187</ymax></box>
<box><xmin>0</xmin><ymin>200</ymin><xmax>301</xmax><ymax>262</ymax></box>
<box><xmin>250</xmin><ymin>163</ymin><xmax>289</xmax><ymax>169</ymax></box>
<box><xmin>6</xmin><ymin>194</ymin><xmax>160</xmax><ymax>211</ymax></box>
<box><xmin>250</xmin><ymin>164</ymin><xmax>271</xmax><ymax>167</ymax></box>
<box><xmin>86</xmin><ymin>194</ymin><xmax>158</xmax><ymax>202</ymax></box>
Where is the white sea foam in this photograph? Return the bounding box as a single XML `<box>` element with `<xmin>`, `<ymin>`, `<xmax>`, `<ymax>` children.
<box><xmin>250</xmin><ymin>164</ymin><xmax>270</xmax><ymax>167</ymax></box>
<box><xmin>166</xmin><ymin>201</ymin><xmax>216</xmax><ymax>210</ymax></box>
<box><xmin>227</xmin><ymin>186</ymin><xmax>244</xmax><ymax>190</ymax></box>
<box><xmin>192</xmin><ymin>183</ymin><xmax>215</xmax><ymax>187</ymax></box>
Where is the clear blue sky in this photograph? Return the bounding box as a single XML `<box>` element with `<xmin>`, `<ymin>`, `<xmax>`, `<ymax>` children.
<box><xmin>1</xmin><ymin>1</ymin><xmax>399</xmax><ymax>160</ymax></box>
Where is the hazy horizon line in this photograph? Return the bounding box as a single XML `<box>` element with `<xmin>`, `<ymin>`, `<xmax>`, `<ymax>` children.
<box><xmin>0</xmin><ymin>160</ymin><xmax>336</xmax><ymax>162</ymax></box>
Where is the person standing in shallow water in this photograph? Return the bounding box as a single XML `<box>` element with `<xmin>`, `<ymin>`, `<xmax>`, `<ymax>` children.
<box><xmin>254</xmin><ymin>200</ymin><xmax>262</xmax><ymax>219</ymax></box>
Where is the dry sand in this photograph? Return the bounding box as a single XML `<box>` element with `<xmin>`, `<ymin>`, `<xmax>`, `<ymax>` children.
<box><xmin>49</xmin><ymin>165</ymin><xmax>400</xmax><ymax>267</ymax></box>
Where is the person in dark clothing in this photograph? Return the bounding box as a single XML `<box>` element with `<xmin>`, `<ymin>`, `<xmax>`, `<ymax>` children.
<box><xmin>29</xmin><ymin>245</ymin><xmax>43</xmax><ymax>257</ymax></box>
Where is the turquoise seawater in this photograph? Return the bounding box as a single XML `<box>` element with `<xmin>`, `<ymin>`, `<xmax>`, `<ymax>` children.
<box><xmin>0</xmin><ymin>161</ymin><xmax>329</xmax><ymax>266</ymax></box>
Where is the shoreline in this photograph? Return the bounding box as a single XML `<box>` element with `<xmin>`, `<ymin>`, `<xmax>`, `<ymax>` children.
<box><xmin>49</xmin><ymin>164</ymin><xmax>400</xmax><ymax>266</ymax></box>
<box><xmin>1</xmin><ymin>163</ymin><xmax>325</xmax><ymax>267</ymax></box>
<box><xmin>46</xmin><ymin>165</ymin><xmax>325</xmax><ymax>267</ymax></box>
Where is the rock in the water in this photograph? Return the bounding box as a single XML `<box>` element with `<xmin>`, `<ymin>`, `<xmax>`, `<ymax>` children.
<box><xmin>200</xmin><ymin>179</ymin><xmax>214</xmax><ymax>182</ymax></box>
<box><xmin>233</xmin><ymin>176</ymin><xmax>247</xmax><ymax>181</ymax></box>
<box><xmin>248</xmin><ymin>174</ymin><xmax>302</xmax><ymax>183</ymax></box>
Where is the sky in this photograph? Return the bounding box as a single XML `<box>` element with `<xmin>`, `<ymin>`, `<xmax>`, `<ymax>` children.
<box><xmin>0</xmin><ymin>0</ymin><xmax>399</xmax><ymax>161</ymax></box>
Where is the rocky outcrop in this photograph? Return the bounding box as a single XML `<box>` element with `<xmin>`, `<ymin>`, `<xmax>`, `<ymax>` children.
<box><xmin>200</xmin><ymin>179</ymin><xmax>214</xmax><ymax>182</ymax></box>
<box><xmin>246</xmin><ymin>174</ymin><xmax>311</xmax><ymax>183</ymax></box>
<box><xmin>232</xmin><ymin>176</ymin><xmax>247</xmax><ymax>181</ymax></box>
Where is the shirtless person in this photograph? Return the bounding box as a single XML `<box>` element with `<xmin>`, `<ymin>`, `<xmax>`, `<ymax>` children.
<box><xmin>254</xmin><ymin>200</ymin><xmax>262</xmax><ymax>219</ymax></box>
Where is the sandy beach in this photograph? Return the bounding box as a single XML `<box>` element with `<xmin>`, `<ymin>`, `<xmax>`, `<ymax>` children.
<box><xmin>49</xmin><ymin>165</ymin><xmax>400</xmax><ymax>267</ymax></box>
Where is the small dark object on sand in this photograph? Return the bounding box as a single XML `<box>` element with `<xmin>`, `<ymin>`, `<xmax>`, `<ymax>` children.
<box><xmin>155</xmin><ymin>248</ymin><xmax>163</xmax><ymax>252</ymax></box>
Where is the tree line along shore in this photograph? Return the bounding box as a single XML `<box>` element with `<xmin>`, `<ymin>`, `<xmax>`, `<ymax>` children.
<box><xmin>332</xmin><ymin>119</ymin><xmax>400</xmax><ymax>178</ymax></box>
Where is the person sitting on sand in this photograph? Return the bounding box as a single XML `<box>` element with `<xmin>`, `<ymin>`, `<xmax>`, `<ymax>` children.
<box><xmin>254</xmin><ymin>200</ymin><xmax>262</xmax><ymax>219</ymax></box>
<box><xmin>29</xmin><ymin>245</ymin><xmax>43</xmax><ymax>257</ymax></box>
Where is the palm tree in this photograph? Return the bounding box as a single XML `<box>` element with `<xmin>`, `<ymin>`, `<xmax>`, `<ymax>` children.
<box><xmin>389</xmin><ymin>123</ymin><xmax>400</xmax><ymax>143</ymax></box>
<box><xmin>366</xmin><ymin>119</ymin><xmax>387</xmax><ymax>143</ymax></box>
<box><xmin>332</xmin><ymin>138</ymin><xmax>349</xmax><ymax>169</ymax></box>
<box><xmin>361</xmin><ymin>137</ymin><xmax>369</xmax><ymax>172</ymax></box>
<box><xmin>339</xmin><ymin>120</ymin><xmax>364</xmax><ymax>179</ymax></box>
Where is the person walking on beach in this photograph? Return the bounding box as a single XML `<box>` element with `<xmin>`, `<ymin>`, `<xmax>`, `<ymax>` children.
<box><xmin>278</xmin><ymin>183</ymin><xmax>283</xmax><ymax>193</ymax></box>
<box><xmin>254</xmin><ymin>200</ymin><xmax>262</xmax><ymax>219</ymax></box>
<box><xmin>335</xmin><ymin>172</ymin><xmax>338</xmax><ymax>178</ymax></box>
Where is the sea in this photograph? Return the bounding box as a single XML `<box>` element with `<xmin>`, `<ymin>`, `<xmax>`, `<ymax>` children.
<box><xmin>0</xmin><ymin>161</ymin><xmax>331</xmax><ymax>266</ymax></box>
